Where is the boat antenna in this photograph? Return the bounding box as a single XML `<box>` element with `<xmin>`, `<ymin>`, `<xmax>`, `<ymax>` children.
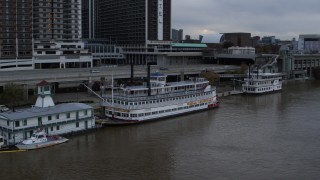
<box><xmin>248</xmin><ymin>63</ymin><xmax>251</xmax><ymax>79</ymax></box>
<box><xmin>147</xmin><ymin>62</ymin><xmax>156</xmax><ymax>96</ymax></box>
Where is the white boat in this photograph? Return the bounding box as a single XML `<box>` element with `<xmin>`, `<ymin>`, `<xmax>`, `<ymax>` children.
<box><xmin>15</xmin><ymin>130</ymin><xmax>68</xmax><ymax>150</ymax></box>
<box><xmin>101</xmin><ymin>72</ymin><xmax>219</xmax><ymax>123</ymax></box>
<box><xmin>242</xmin><ymin>70</ymin><xmax>282</xmax><ymax>94</ymax></box>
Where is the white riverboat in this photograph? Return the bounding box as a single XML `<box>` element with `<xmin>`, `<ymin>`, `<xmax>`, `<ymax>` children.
<box><xmin>242</xmin><ymin>70</ymin><xmax>282</xmax><ymax>94</ymax></box>
<box><xmin>101</xmin><ymin>73</ymin><xmax>219</xmax><ymax>123</ymax></box>
<box><xmin>15</xmin><ymin>130</ymin><xmax>68</xmax><ymax>150</ymax></box>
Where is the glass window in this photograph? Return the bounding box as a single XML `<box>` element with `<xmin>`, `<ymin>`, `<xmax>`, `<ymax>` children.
<box><xmin>15</xmin><ymin>121</ymin><xmax>20</xmax><ymax>127</ymax></box>
<box><xmin>48</xmin><ymin>116</ymin><xmax>52</xmax><ymax>121</ymax></box>
<box><xmin>23</xmin><ymin>120</ymin><xmax>27</xmax><ymax>126</ymax></box>
<box><xmin>67</xmin><ymin>113</ymin><xmax>70</xmax><ymax>119</ymax></box>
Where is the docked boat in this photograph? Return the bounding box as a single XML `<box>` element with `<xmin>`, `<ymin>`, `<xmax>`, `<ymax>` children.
<box><xmin>242</xmin><ymin>70</ymin><xmax>282</xmax><ymax>94</ymax></box>
<box><xmin>101</xmin><ymin>72</ymin><xmax>219</xmax><ymax>123</ymax></box>
<box><xmin>15</xmin><ymin>130</ymin><xmax>68</xmax><ymax>150</ymax></box>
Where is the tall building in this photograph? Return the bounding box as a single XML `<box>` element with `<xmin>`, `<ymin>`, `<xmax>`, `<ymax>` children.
<box><xmin>82</xmin><ymin>0</ymin><xmax>97</xmax><ymax>39</ymax></box>
<box><xmin>0</xmin><ymin>0</ymin><xmax>93</xmax><ymax>70</ymax></box>
<box><xmin>32</xmin><ymin>0</ymin><xmax>92</xmax><ymax>69</ymax></box>
<box><xmin>261</xmin><ymin>36</ymin><xmax>276</xmax><ymax>45</ymax></box>
<box><xmin>0</xmin><ymin>0</ymin><xmax>33</xmax><ymax>60</ymax></box>
<box><xmin>91</xmin><ymin>0</ymin><xmax>171</xmax><ymax>45</ymax></box>
<box><xmin>33</xmin><ymin>0</ymin><xmax>82</xmax><ymax>41</ymax></box>
<box><xmin>172</xmin><ymin>29</ymin><xmax>183</xmax><ymax>42</ymax></box>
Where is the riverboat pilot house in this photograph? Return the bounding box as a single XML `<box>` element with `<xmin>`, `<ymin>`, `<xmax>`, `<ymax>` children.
<box><xmin>0</xmin><ymin>81</ymin><xmax>95</xmax><ymax>146</ymax></box>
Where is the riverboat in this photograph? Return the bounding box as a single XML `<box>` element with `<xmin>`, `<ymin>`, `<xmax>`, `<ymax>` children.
<box><xmin>242</xmin><ymin>70</ymin><xmax>282</xmax><ymax>94</ymax></box>
<box><xmin>101</xmin><ymin>73</ymin><xmax>219</xmax><ymax>123</ymax></box>
<box><xmin>15</xmin><ymin>129</ymin><xmax>68</xmax><ymax>150</ymax></box>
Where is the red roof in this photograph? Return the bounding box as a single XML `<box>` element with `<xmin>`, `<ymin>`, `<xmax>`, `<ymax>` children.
<box><xmin>37</xmin><ymin>80</ymin><xmax>50</xmax><ymax>86</ymax></box>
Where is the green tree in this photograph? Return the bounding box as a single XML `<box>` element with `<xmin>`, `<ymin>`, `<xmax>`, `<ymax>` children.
<box><xmin>0</xmin><ymin>83</ymin><xmax>24</xmax><ymax>109</ymax></box>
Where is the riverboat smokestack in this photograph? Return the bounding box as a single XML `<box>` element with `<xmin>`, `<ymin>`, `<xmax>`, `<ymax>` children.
<box><xmin>248</xmin><ymin>64</ymin><xmax>251</xmax><ymax>79</ymax></box>
<box><xmin>147</xmin><ymin>62</ymin><xmax>156</xmax><ymax>96</ymax></box>
<box><xmin>131</xmin><ymin>62</ymin><xmax>134</xmax><ymax>84</ymax></box>
<box><xmin>147</xmin><ymin>63</ymin><xmax>151</xmax><ymax>96</ymax></box>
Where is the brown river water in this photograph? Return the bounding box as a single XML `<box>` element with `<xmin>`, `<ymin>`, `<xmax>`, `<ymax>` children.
<box><xmin>1</xmin><ymin>80</ymin><xmax>320</xmax><ymax>180</ymax></box>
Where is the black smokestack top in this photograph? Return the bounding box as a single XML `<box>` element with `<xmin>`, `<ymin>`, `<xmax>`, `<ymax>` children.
<box><xmin>131</xmin><ymin>62</ymin><xmax>134</xmax><ymax>84</ymax></box>
<box><xmin>147</xmin><ymin>64</ymin><xmax>151</xmax><ymax>96</ymax></box>
<box><xmin>147</xmin><ymin>62</ymin><xmax>157</xmax><ymax>96</ymax></box>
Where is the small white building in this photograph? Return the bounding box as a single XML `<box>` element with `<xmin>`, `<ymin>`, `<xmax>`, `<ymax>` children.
<box><xmin>0</xmin><ymin>81</ymin><xmax>95</xmax><ymax>146</ymax></box>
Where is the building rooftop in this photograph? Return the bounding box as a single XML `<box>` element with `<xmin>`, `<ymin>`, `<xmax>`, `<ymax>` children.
<box><xmin>0</xmin><ymin>103</ymin><xmax>93</xmax><ymax>121</ymax></box>
<box><xmin>171</xmin><ymin>43</ymin><xmax>207</xmax><ymax>48</ymax></box>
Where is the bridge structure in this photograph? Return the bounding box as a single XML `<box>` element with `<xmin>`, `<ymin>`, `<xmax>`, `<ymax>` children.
<box><xmin>0</xmin><ymin>65</ymin><xmax>240</xmax><ymax>87</ymax></box>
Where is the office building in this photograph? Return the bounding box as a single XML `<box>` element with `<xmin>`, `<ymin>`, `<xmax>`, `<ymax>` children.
<box><xmin>0</xmin><ymin>0</ymin><xmax>33</xmax><ymax>69</ymax></box>
<box><xmin>261</xmin><ymin>36</ymin><xmax>277</xmax><ymax>45</ymax></box>
<box><xmin>172</xmin><ymin>29</ymin><xmax>183</xmax><ymax>42</ymax></box>
<box><xmin>0</xmin><ymin>0</ymin><xmax>93</xmax><ymax>70</ymax></box>
<box><xmin>82</xmin><ymin>0</ymin><xmax>97</xmax><ymax>39</ymax></box>
<box><xmin>33</xmin><ymin>0</ymin><xmax>93</xmax><ymax>69</ymax></box>
<box><xmin>92</xmin><ymin>0</ymin><xmax>171</xmax><ymax>45</ymax></box>
<box><xmin>298</xmin><ymin>34</ymin><xmax>320</xmax><ymax>53</ymax></box>
<box><xmin>220</xmin><ymin>33</ymin><xmax>252</xmax><ymax>47</ymax></box>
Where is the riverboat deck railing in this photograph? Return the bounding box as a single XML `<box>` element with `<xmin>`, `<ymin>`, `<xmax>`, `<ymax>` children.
<box><xmin>101</xmin><ymin>93</ymin><xmax>214</xmax><ymax>110</ymax></box>
<box><xmin>102</xmin><ymin>87</ymin><xmax>215</xmax><ymax>102</ymax></box>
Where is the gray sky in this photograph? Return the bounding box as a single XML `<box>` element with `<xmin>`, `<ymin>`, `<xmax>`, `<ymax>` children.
<box><xmin>172</xmin><ymin>0</ymin><xmax>320</xmax><ymax>42</ymax></box>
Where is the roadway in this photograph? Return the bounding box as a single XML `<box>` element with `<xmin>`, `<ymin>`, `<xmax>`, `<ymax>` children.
<box><xmin>0</xmin><ymin>64</ymin><xmax>239</xmax><ymax>86</ymax></box>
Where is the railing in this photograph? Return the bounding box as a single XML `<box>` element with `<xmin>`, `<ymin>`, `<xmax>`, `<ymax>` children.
<box><xmin>102</xmin><ymin>88</ymin><xmax>215</xmax><ymax>102</ymax></box>
<box><xmin>101</xmin><ymin>94</ymin><xmax>214</xmax><ymax>110</ymax></box>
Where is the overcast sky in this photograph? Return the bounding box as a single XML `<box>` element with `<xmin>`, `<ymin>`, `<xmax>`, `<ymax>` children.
<box><xmin>172</xmin><ymin>0</ymin><xmax>320</xmax><ymax>43</ymax></box>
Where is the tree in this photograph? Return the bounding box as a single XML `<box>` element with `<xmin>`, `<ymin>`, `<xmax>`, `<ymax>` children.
<box><xmin>0</xmin><ymin>83</ymin><xmax>24</xmax><ymax>109</ymax></box>
<box><xmin>200</xmin><ymin>71</ymin><xmax>220</xmax><ymax>85</ymax></box>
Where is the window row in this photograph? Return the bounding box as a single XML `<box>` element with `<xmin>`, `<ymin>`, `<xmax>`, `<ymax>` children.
<box><xmin>107</xmin><ymin>92</ymin><xmax>211</xmax><ymax>106</ymax></box>
<box><xmin>108</xmin><ymin>103</ymin><xmax>207</xmax><ymax>118</ymax></box>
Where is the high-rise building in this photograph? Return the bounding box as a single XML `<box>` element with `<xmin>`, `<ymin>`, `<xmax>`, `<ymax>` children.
<box><xmin>0</xmin><ymin>0</ymin><xmax>93</xmax><ymax>70</ymax></box>
<box><xmin>33</xmin><ymin>0</ymin><xmax>82</xmax><ymax>41</ymax></box>
<box><xmin>32</xmin><ymin>0</ymin><xmax>92</xmax><ymax>69</ymax></box>
<box><xmin>172</xmin><ymin>29</ymin><xmax>183</xmax><ymax>42</ymax></box>
<box><xmin>82</xmin><ymin>0</ymin><xmax>97</xmax><ymax>39</ymax></box>
<box><xmin>89</xmin><ymin>0</ymin><xmax>171</xmax><ymax>45</ymax></box>
<box><xmin>0</xmin><ymin>0</ymin><xmax>33</xmax><ymax>60</ymax></box>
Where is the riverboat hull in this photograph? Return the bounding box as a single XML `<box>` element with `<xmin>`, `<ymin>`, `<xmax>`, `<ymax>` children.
<box><xmin>104</xmin><ymin>101</ymin><xmax>220</xmax><ymax>124</ymax></box>
<box><xmin>15</xmin><ymin>137</ymin><xmax>68</xmax><ymax>150</ymax></box>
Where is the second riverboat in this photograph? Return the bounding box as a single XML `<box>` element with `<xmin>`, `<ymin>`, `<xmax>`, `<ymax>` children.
<box><xmin>101</xmin><ymin>73</ymin><xmax>219</xmax><ymax>122</ymax></box>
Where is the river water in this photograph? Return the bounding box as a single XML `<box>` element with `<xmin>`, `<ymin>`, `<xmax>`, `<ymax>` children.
<box><xmin>1</xmin><ymin>80</ymin><xmax>320</xmax><ymax>180</ymax></box>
